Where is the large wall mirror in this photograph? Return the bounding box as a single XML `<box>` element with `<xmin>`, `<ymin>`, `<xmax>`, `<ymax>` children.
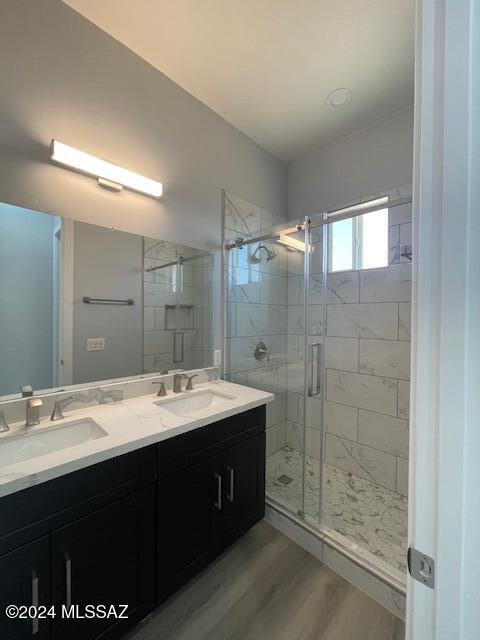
<box><xmin>0</xmin><ymin>202</ymin><xmax>214</xmax><ymax>399</ymax></box>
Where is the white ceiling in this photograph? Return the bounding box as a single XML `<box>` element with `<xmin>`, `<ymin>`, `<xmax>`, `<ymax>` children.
<box><xmin>63</xmin><ymin>0</ymin><xmax>415</xmax><ymax>163</ymax></box>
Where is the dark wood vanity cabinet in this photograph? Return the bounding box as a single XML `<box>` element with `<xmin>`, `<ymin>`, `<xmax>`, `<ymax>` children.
<box><xmin>156</xmin><ymin>406</ymin><xmax>266</xmax><ymax>603</ymax></box>
<box><xmin>0</xmin><ymin>536</ymin><xmax>50</xmax><ymax>640</ymax></box>
<box><xmin>0</xmin><ymin>404</ymin><xmax>266</xmax><ymax>640</ymax></box>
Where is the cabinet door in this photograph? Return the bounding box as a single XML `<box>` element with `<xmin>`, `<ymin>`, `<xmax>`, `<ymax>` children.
<box><xmin>157</xmin><ymin>456</ymin><xmax>220</xmax><ymax>603</ymax></box>
<box><xmin>0</xmin><ymin>536</ymin><xmax>50</xmax><ymax>640</ymax></box>
<box><xmin>51</xmin><ymin>486</ymin><xmax>155</xmax><ymax>640</ymax></box>
<box><xmin>220</xmin><ymin>433</ymin><xmax>266</xmax><ymax>548</ymax></box>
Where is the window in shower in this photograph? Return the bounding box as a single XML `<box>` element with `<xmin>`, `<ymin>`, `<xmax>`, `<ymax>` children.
<box><xmin>329</xmin><ymin>198</ymin><xmax>389</xmax><ymax>272</ymax></box>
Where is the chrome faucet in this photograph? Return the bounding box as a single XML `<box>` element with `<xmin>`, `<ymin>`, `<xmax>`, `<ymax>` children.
<box><xmin>51</xmin><ymin>388</ymin><xmax>124</xmax><ymax>421</ymax></box>
<box><xmin>173</xmin><ymin>373</ymin><xmax>188</xmax><ymax>393</ymax></box>
<box><xmin>185</xmin><ymin>374</ymin><xmax>198</xmax><ymax>391</ymax></box>
<box><xmin>0</xmin><ymin>411</ymin><xmax>10</xmax><ymax>433</ymax></box>
<box><xmin>26</xmin><ymin>397</ymin><xmax>43</xmax><ymax>427</ymax></box>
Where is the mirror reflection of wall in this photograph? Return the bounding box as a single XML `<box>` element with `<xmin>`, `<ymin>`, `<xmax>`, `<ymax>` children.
<box><xmin>0</xmin><ymin>202</ymin><xmax>213</xmax><ymax>398</ymax></box>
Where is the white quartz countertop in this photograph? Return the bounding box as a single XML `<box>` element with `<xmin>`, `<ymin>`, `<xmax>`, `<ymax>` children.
<box><xmin>0</xmin><ymin>381</ymin><xmax>273</xmax><ymax>499</ymax></box>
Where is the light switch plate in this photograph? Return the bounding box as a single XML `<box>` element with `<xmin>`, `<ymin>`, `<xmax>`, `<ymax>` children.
<box><xmin>213</xmin><ymin>350</ymin><xmax>222</xmax><ymax>366</ymax></box>
<box><xmin>87</xmin><ymin>338</ymin><xmax>105</xmax><ymax>352</ymax></box>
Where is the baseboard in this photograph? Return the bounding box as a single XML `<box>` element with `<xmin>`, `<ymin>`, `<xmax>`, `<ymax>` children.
<box><xmin>264</xmin><ymin>504</ymin><xmax>406</xmax><ymax>621</ymax></box>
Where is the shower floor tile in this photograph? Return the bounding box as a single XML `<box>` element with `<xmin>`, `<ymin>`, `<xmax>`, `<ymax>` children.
<box><xmin>266</xmin><ymin>447</ymin><xmax>408</xmax><ymax>575</ymax></box>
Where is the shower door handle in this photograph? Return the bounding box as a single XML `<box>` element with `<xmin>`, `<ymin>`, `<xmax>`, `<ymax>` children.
<box><xmin>310</xmin><ymin>343</ymin><xmax>322</xmax><ymax>397</ymax></box>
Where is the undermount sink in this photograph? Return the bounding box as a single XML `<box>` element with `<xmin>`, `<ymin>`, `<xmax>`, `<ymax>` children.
<box><xmin>154</xmin><ymin>389</ymin><xmax>235</xmax><ymax>417</ymax></box>
<box><xmin>0</xmin><ymin>418</ymin><xmax>107</xmax><ymax>466</ymax></box>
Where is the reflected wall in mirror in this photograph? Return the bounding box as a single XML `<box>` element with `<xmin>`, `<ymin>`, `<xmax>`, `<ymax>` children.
<box><xmin>0</xmin><ymin>202</ymin><xmax>213</xmax><ymax>398</ymax></box>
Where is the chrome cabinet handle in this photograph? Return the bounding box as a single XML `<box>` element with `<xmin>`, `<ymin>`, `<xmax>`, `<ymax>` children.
<box><xmin>64</xmin><ymin>552</ymin><xmax>72</xmax><ymax>608</ymax></box>
<box><xmin>31</xmin><ymin>570</ymin><xmax>39</xmax><ymax>635</ymax></box>
<box><xmin>227</xmin><ymin>467</ymin><xmax>235</xmax><ymax>503</ymax></box>
<box><xmin>214</xmin><ymin>473</ymin><xmax>222</xmax><ymax>510</ymax></box>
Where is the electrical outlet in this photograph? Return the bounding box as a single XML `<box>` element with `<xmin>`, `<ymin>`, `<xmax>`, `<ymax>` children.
<box><xmin>213</xmin><ymin>349</ymin><xmax>222</xmax><ymax>366</ymax></box>
<box><xmin>87</xmin><ymin>338</ymin><xmax>105</xmax><ymax>352</ymax></box>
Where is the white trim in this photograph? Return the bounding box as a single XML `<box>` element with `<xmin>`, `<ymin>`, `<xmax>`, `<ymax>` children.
<box><xmin>408</xmin><ymin>0</ymin><xmax>480</xmax><ymax>637</ymax></box>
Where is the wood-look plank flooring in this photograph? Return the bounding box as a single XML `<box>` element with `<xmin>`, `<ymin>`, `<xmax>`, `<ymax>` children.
<box><xmin>127</xmin><ymin>521</ymin><xmax>405</xmax><ymax>640</ymax></box>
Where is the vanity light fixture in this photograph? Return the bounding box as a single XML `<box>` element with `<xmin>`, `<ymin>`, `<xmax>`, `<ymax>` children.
<box><xmin>49</xmin><ymin>140</ymin><xmax>163</xmax><ymax>198</ymax></box>
<box><xmin>277</xmin><ymin>235</ymin><xmax>305</xmax><ymax>252</ymax></box>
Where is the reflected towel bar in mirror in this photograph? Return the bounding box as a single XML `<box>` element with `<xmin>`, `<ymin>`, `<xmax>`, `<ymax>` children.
<box><xmin>82</xmin><ymin>297</ymin><xmax>134</xmax><ymax>305</ymax></box>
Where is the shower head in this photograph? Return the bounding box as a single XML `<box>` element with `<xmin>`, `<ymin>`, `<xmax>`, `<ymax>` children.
<box><xmin>250</xmin><ymin>243</ymin><xmax>279</xmax><ymax>263</ymax></box>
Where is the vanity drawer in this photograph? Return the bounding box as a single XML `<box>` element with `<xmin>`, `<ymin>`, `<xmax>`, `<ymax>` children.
<box><xmin>0</xmin><ymin>445</ymin><xmax>156</xmax><ymax>555</ymax></box>
<box><xmin>157</xmin><ymin>405</ymin><xmax>266</xmax><ymax>479</ymax></box>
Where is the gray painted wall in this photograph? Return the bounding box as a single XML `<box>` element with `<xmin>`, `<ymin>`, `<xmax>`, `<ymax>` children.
<box><xmin>0</xmin><ymin>204</ymin><xmax>55</xmax><ymax>395</ymax></box>
<box><xmin>73</xmin><ymin>222</ymin><xmax>143</xmax><ymax>384</ymax></box>
<box><xmin>0</xmin><ymin>0</ymin><xmax>287</xmax><ymax>251</ymax></box>
<box><xmin>287</xmin><ymin>107</ymin><xmax>414</xmax><ymax>218</ymax></box>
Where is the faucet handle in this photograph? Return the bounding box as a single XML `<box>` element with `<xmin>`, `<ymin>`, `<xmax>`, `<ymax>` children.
<box><xmin>0</xmin><ymin>411</ymin><xmax>9</xmax><ymax>433</ymax></box>
<box><xmin>152</xmin><ymin>381</ymin><xmax>168</xmax><ymax>397</ymax></box>
<box><xmin>185</xmin><ymin>374</ymin><xmax>199</xmax><ymax>391</ymax></box>
<box><xmin>51</xmin><ymin>401</ymin><xmax>65</xmax><ymax>421</ymax></box>
<box><xmin>21</xmin><ymin>385</ymin><xmax>34</xmax><ymax>397</ymax></box>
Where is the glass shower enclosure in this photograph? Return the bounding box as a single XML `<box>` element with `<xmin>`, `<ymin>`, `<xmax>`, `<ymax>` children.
<box><xmin>224</xmin><ymin>195</ymin><xmax>412</xmax><ymax>586</ymax></box>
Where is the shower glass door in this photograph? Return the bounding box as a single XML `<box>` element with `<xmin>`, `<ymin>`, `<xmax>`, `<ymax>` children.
<box><xmin>304</xmin><ymin>205</ymin><xmax>410</xmax><ymax>579</ymax></box>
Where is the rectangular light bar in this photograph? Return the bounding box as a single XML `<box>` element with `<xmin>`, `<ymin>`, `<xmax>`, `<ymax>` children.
<box><xmin>49</xmin><ymin>140</ymin><xmax>163</xmax><ymax>198</ymax></box>
<box><xmin>277</xmin><ymin>235</ymin><xmax>305</xmax><ymax>252</ymax></box>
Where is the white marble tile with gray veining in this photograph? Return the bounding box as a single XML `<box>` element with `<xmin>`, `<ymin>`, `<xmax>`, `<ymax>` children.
<box><xmin>324</xmin><ymin>401</ymin><xmax>358</xmax><ymax>440</ymax></box>
<box><xmin>327</xmin><ymin>370</ymin><xmax>398</xmax><ymax>416</ymax></box>
<box><xmin>398</xmin><ymin>302</ymin><xmax>411</xmax><ymax>340</ymax></box>
<box><xmin>325</xmin><ymin>337</ymin><xmax>359</xmax><ymax>372</ymax></box>
<box><xmin>327</xmin><ymin>303</ymin><xmax>398</xmax><ymax>340</ymax></box>
<box><xmin>359</xmin><ymin>339</ymin><xmax>411</xmax><ymax>380</ymax></box>
<box><xmin>360</xmin><ymin>264</ymin><xmax>412</xmax><ymax>303</ymax></box>
<box><xmin>396</xmin><ymin>457</ymin><xmax>408</xmax><ymax>496</ymax></box>
<box><xmin>266</xmin><ymin>448</ymin><xmax>408</xmax><ymax>573</ymax></box>
<box><xmin>397</xmin><ymin>380</ymin><xmax>410</xmax><ymax>419</ymax></box>
<box><xmin>358</xmin><ymin>409</ymin><xmax>409</xmax><ymax>458</ymax></box>
<box><xmin>325</xmin><ymin>434</ymin><xmax>397</xmax><ymax>491</ymax></box>
<box><xmin>224</xmin><ymin>192</ymin><xmax>261</xmax><ymax>236</ymax></box>
<box><xmin>236</xmin><ymin>303</ymin><xmax>287</xmax><ymax>337</ymax></box>
<box><xmin>326</xmin><ymin>270</ymin><xmax>360</xmax><ymax>303</ymax></box>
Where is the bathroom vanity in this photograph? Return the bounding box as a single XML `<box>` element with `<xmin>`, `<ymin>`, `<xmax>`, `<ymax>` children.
<box><xmin>0</xmin><ymin>382</ymin><xmax>270</xmax><ymax>640</ymax></box>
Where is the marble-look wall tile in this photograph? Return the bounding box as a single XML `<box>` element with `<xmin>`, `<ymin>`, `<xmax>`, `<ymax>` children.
<box><xmin>267</xmin><ymin>391</ymin><xmax>287</xmax><ymax>427</ymax></box>
<box><xmin>360</xmin><ymin>263</ymin><xmax>412</xmax><ymax>303</ymax></box>
<box><xmin>324</xmin><ymin>401</ymin><xmax>358</xmax><ymax>441</ymax></box>
<box><xmin>399</xmin><ymin>223</ymin><xmax>412</xmax><ymax>263</ymax></box>
<box><xmin>286</xmin><ymin>362</ymin><xmax>304</xmax><ymax>394</ymax></box>
<box><xmin>236</xmin><ymin>303</ymin><xmax>287</xmax><ymax>337</ymax></box>
<box><xmin>288</xmin><ymin>275</ymin><xmax>303</xmax><ymax>305</ymax></box>
<box><xmin>327</xmin><ymin>303</ymin><xmax>398</xmax><ymax>340</ymax></box>
<box><xmin>358</xmin><ymin>410</ymin><xmax>409</xmax><ymax>458</ymax></box>
<box><xmin>398</xmin><ymin>302</ymin><xmax>411</xmax><ymax>340</ymax></box>
<box><xmin>286</xmin><ymin>420</ymin><xmax>304</xmax><ymax>451</ymax></box>
<box><xmin>306</xmin><ymin>426</ymin><xmax>322</xmax><ymax>459</ymax></box>
<box><xmin>389</xmin><ymin>225</ymin><xmax>400</xmax><ymax>264</ymax></box>
<box><xmin>325</xmin><ymin>434</ymin><xmax>397</xmax><ymax>491</ymax></box>
<box><xmin>326</xmin><ymin>271</ymin><xmax>360</xmax><ymax>304</ymax></box>
<box><xmin>287</xmin><ymin>305</ymin><xmax>304</xmax><ymax>334</ymax></box>
<box><xmin>261</xmin><ymin>273</ymin><xmax>288</xmax><ymax>305</ymax></box>
<box><xmin>388</xmin><ymin>202</ymin><xmax>412</xmax><ymax>227</ymax></box>
<box><xmin>396</xmin><ymin>457</ymin><xmax>408</xmax><ymax>496</ymax></box>
<box><xmin>224</xmin><ymin>192</ymin><xmax>261</xmax><ymax>236</ymax></box>
<box><xmin>225</xmin><ymin>266</ymin><xmax>261</xmax><ymax>304</ymax></box>
<box><xmin>266</xmin><ymin>425</ymin><xmax>278</xmax><ymax>457</ymax></box>
<box><xmin>325</xmin><ymin>337</ymin><xmax>359</xmax><ymax>372</ymax></box>
<box><xmin>143</xmin><ymin>330</ymin><xmax>173</xmax><ymax>356</ymax></box>
<box><xmin>326</xmin><ymin>370</ymin><xmax>398</xmax><ymax>416</ymax></box>
<box><xmin>359</xmin><ymin>339</ymin><xmax>411</xmax><ymax>380</ymax></box>
<box><xmin>305</xmin><ymin>396</ymin><xmax>322</xmax><ymax>429</ymax></box>
<box><xmin>144</xmin><ymin>307</ymin><xmax>155</xmax><ymax>331</ymax></box>
<box><xmin>397</xmin><ymin>380</ymin><xmax>410</xmax><ymax>419</ymax></box>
